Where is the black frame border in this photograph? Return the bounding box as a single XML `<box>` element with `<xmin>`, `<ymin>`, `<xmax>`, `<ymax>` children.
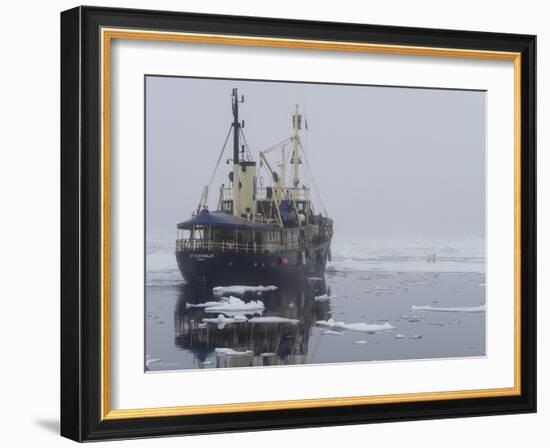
<box><xmin>61</xmin><ymin>6</ymin><xmax>536</xmax><ymax>442</ymax></box>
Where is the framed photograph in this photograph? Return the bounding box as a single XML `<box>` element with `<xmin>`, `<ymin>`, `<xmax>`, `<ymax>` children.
<box><xmin>60</xmin><ymin>6</ymin><xmax>536</xmax><ymax>441</ymax></box>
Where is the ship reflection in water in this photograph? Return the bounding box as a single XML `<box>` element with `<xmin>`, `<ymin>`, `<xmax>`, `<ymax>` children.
<box><xmin>172</xmin><ymin>278</ymin><xmax>330</xmax><ymax>369</ymax></box>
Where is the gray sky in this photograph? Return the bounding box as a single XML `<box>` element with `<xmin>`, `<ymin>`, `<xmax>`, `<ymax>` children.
<box><xmin>146</xmin><ymin>76</ymin><xmax>485</xmax><ymax>241</ymax></box>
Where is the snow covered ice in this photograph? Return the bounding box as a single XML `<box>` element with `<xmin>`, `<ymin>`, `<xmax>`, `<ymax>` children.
<box><xmin>202</xmin><ymin>314</ymin><xmax>248</xmax><ymax>329</ymax></box>
<box><xmin>204</xmin><ymin>296</ymin><xmax>265</xmax><ymax>315</ymax></box>
<box><xmin>411</xmin><ymin>304</ymin><xmax>485</xmax><ymax>313</ymax></box>
<box><xmin>248</xmin><ymin>316</ymin><xmax>299</xmax><ymax>324</ymax></box>
<box><xmin>215</xmin><ymin>348</ymin><xmax>253</xmax><ymax>356</ymax></box>
<box><xmin>314</xmin><ymin>293</ymin><xmax>338</xmax><ymax>301</ymax></box>
<box><xmin>316</xmin><ymin>318</ymin><xmax>394</xmax><ymax>333</ymax></box>
<box><xmin>212</xmin><ymin>285</ymin><xmax>278</xmax><ymax>296</ymax></box>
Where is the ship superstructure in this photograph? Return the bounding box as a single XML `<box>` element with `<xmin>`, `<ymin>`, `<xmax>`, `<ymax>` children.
<box><xmin>176</xmin><ymin>88</ymin><xmax>333</xmax><ymax>285</ymax></box>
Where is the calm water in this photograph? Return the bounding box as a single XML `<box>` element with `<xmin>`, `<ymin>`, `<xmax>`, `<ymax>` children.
<box><xmin>145</xmin><ymin>239</ymin><xmax>486</xmax><ymax>371</ymax></box>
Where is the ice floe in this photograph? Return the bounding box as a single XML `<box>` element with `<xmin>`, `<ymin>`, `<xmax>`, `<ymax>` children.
<box><xmin>322</xmin><ymin>330</ymin><xmax>343</xmax><ymax>335</ymax></box>
<box><xmin>203</xmin><ymin>314</ymin><xmax>248</xmax><ymax>329</ymax></box>
<box><xmin>248</xmin><ymin>316</ymin><xmax>299</xmax><ymax>324</ymax></box>
<box><xmin>354</xmin><ymin>340</ymin><xmax>367</xmax><ymax>344</ymax></box>
<box><xmin>374</xmin><ymin>286</ymin><xmax>392</xmax><ymax>291</ymax></box>
<box><xmin>215</xmin><ymin>348</ymin><xmax>253</xmax><ymax>356</ymax></box>
<box><xmin>145</xmin><ymin>355</ymin><xmax>161</xmax><ymax>368</ymax></box>
<box><xmin>326</xmin><ymin>239</ymin><xmax>486</xmax><ymax>273</ymax></box>
<box><xmin>204</xmin><ymin>296</ymin><xmax>265</xmax><ymax>315</ymax></box>
<box><xmin>395</xmin><ymin>334</ymin><xmax>405</xmax><ymax>339</ymax></box>
<box><xmin>201</xmin><ymin>314</ymin><xmax>298</xmax><ymax>327</ymax></box>
<box><xmin>186</xmin><ymin>301</ymin><xmax>220</xmax><ymax>309</ymax></box>
<box><xmin>411</xmin><ymin>304</ymin><xmax>485</xmax><ymax>313</ymax></box>
<box><xmin>212</xmin><ymin>285</ymin><xmax>277</xmax><ymax>296</ymax></box>
<box><xmin>314</xmin><ymin>293</ymin><xmax>338</xmax><ymax>301</ymax></box>
<box><xmin>316</xmin><ymin>318</ymin><xmax>394</xmax><ymax>333</ymax></box>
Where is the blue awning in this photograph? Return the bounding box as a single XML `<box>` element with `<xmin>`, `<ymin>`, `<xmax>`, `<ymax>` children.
<box><xmin>177</xmin><ymin>209</ymin><xmax>274</xmax><ymax>230</ymax></box>
<box><xmin>279</xmin><ymin>200</ymin><xmax>297</xmax><ymax>221</ymax></box>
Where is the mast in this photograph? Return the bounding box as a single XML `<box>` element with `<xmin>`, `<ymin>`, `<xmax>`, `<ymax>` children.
<box><xmin>231</xmin><ymin>88</ymin><xmax>244</xmax><ymax>164</ymax></box>
<box><xmin>291</xmin><ymin>105</ymin><xmax>302</xmax><ymax>190</ymax></box>
<box><xmin>230</xmin><ymin>88</ymin><xmax>256</xmax><ymax>218</ymax></box>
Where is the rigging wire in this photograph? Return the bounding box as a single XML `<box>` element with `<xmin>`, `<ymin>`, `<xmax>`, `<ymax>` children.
<box><xmin>300</xmin><ymin>140</ymin><xmax>328</xmax><ymax>217</ymax></box>
<box><xmin>239</xmin><ymin>128</ymin><xmax>254</xmax><ymax>161</ymax></box>
<box><xmin>302</xmin><ymin>111</ymin><xmax>310</xmax><ymax>199</ymax></box>
<box><xmin>300</xmin><ymin>105</ymin><xmax>326</xmax><ymax>215</ymax></box>
<box><xmin>262</xmin><ymin>136</ymin><xmax>292</xmax><ymax>154</ymax></box>
<box><xmin>255</xmin><ymin>136</ymin><xmax>292</xmax><ymax>181</ymax></box>
<box><xmin>207</xmin><ymin>125</ymin><xmax>233</xmax><ymax>189</ymax></box>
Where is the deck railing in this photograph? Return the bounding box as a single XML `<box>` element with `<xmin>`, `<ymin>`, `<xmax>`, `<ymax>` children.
<box><xmin>220</xmin><ymin>187</ymin><xmax>310</xmax><ymax>202</ymax></box>
<box><xmin>176</xmin><ymin>239</ymin><xmax>304</xmax><ymax>253</ymax></box>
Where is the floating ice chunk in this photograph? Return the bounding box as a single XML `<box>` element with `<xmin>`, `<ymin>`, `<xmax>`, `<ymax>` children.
<box><xmin>215</xmin><ymin>348</ymin><xmax>253</xmax><ymax>356</ymax></box>
<box><xmin>314</xmin><ymin>293</ymin><xmax>338</xmax><ymax>301</ymax></box>
<box><xmin>145</xmin><ymin>355</ymin><xmax>161</xmax><ymax>368</ymax></box>
<box><xmin>411</xmin><ymin>304</ymin><xmax>485</xmax><ymax>313</ymax></box>
<box><xmin>449</xmin><ymin>320</ymin><xmax>461</xmax><ymax>325</ymax></box>
<box><xmin>186</xmin><ymin>301</ymin><xmax>220</xmax><ymax>309</ymax></box>
<box><xmin>429</xmin><ymin>322</ymin><xmax>445</xmax><ymax>326</ymax></box>
<box><xmin>354</xmin><ymin>340</ymin><xmax>367</xmax><ymax>344</ymax></box>
<box><xmin>212</xmin><ymin>285</ymin><xmax>277</xmax><ymax>296</ymax></box>
<box><xmin>307</xmin><ymin>277</ymin><xmax>324</xmax><ymax>281</ymax></box>
<box><xmin>248</xmin><ymin>316</ymin><xmax>299</xmax><ymax>324</ymax></box>
<box><xmin>409</xmin><ymin>335</ymin><xmax>423</xmax><ymax>339</ymax></box>
<box><xmin>203</xmin><ymin>314</ymin><xmax>248</xmax><ymax>329</ymax></box>
<box><xmin>316</xmin><ymin>318</ymin><xmax>394</xmax><ymax>333</ymax></box>
<box><xmin>395</xmin><ymin>334</ymin><xmax>405</xmax><ymax>339</ymax></box>
<box><xmin>344</xmin><ymin>322</ymin><xmax>394</xmax><ymax>332</ymax></box>
<box><xmin>204</xmin><ymin>296</ymin><xmax>265</xmax><ymax>315</ymax></box>
<box><xmin>322</xmin><ymin>330</ymin><xmax>343</xmax><ymax>335</ymax></box>
<box><xmin>365</xmin><ymin>286</ymin><xmax>392</xmax><ymax>293</ymax></box>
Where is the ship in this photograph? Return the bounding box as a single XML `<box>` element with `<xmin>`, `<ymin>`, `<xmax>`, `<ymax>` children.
<box><xmin>176</xmin><ymin>88</ymin><xmax>333</xmax><ymax>285</ymax></box>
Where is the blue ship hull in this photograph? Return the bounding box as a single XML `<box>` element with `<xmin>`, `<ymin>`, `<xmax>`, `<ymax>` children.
<box><xmin>176</xmin><ymin>240</ymin><xmax>331</xmax><ymax>285</ymax></box>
